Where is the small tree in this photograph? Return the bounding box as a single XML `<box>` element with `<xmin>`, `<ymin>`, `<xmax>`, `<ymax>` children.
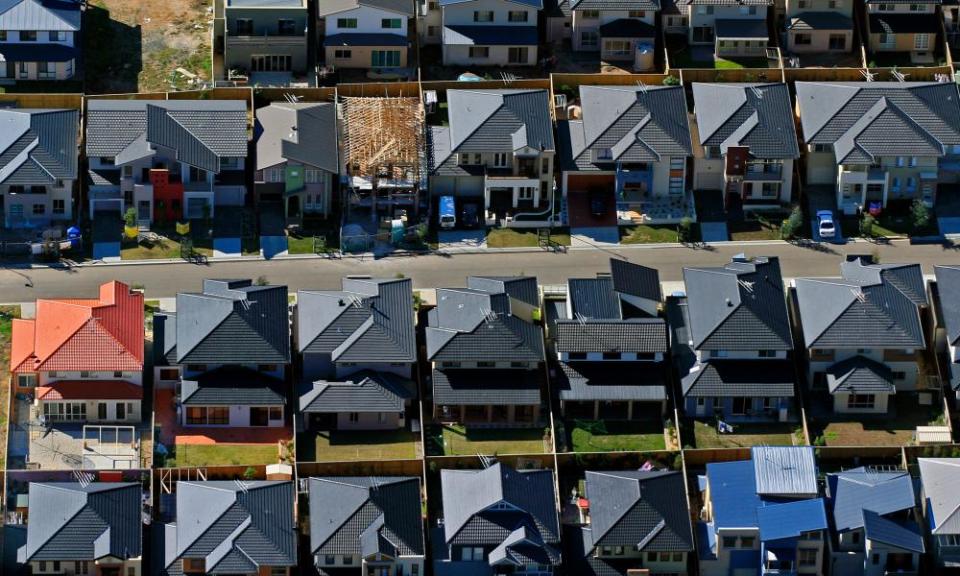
<box><xmin>861</xmin><ymin>214</ymin><xmax>876</xmax><ymax>237</ymax></box>
<box><xmin>242</xmin><ymin>466</ymin><xmax>256</xmax><ymax>481</ymax></box>
<box><xmin>662</xmin><ymin>75</ymin><xmax>680</xmax><ymax>86</ymax></box>
<box><xmin>911</xmin><ymin>198</ymin><xmax>931</xmax><ymax>231</ymax></box>
<box><xmin>780</xmin><ymin>206</ymin><xmax>803</xmax><ymax>240</ymax></box>
<box><xmin>124</xmin><ymin>207</ymin><xmax>137</xmax><ymax>228</ymax></box>
<box><xmin>255</xmin><ymin>275</ymin><xmax>269</xmax><ymax>286</ymax></box>
<box><xmin>678</xmin><ymin>217</ymin><xmax>694</xmax><ymax>243</ymax></box>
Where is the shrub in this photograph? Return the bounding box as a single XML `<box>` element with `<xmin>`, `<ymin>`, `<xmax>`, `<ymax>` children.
<box><xmin>861</xmin><ymin>214</ymin><xmax>876</xmax><ymax>237</ymax></box>
<box><xmin>911</xmin><ymin>198</ymin><xmax>931</xmax><ymax>230</ymax></box>
<box><xmin>678</xmin><ymin>217</ymin><xmax>694</xmax><ymax>242</ymax></box>
<box><xmin>662</xmin><ymin>75</ymin><xmax>680</xmax><ymax>86</ymax></box>
<box><xmin>780</xmin><ymin>206</ymin><xmax>803</xmax><ymax>240</ymax></box>
<box><xmin>124</xmin><ymin>207</ymin><xmax>137</xmax><ymax>227</ymax></box>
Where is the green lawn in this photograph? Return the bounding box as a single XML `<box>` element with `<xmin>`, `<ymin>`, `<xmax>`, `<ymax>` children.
<box><xmin>164</xmin><ymin>443</ymin><xmax>278</xmax><ymax>467</ymax></box>
<box><xmin>429</xmin><ymin>425</ymin><xmax>548</xmax><ymax>456</ymax></box>
<box><xmin>728</xmin><ymin>215</ymin><xmax>786</xmax><ymax>241</ymax></box>
<box><xmin>569</xmin><ymin>420</ymin><xmax>666</xmax><ymax>452</ymax></box>
<box><xmin>688</xmin><ymin>420</ymin><xmax>800</xmax><ymax>449</ymax></box>
<box><xmin>668</xmin><ymin>49</ymin><xmax>768</xmax><ymax>69</ymax></box>
<box><xmin>120</xmin><ymin>236</ymin><xmax>213</xmax><ymax>260</ymax></box>
<box><xmin>620</xmin><ymin>225</ymin><xmax>680</xmax><ymax>244</ymax></box>
<box><xmin>486</xmin><ymin>228</ymin><xmax>571</xmax><ymax>248</ymax></box>
<box><xmin>306</xmin><ymin>430</ymin><xmax>420</xmax><ymax>462</ymax></box>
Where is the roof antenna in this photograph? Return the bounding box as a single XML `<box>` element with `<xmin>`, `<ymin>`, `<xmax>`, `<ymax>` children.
<box><xmin>860</xmin><ymin>70</ymin><xmax>875</xmax><ymax>82</ymax></box>
<box><xmin>852</xmin><ymin>288</ymin><xmax>867</xmax><ymax>304</ymax></box>
<box><xmin>73</xmin><ymin>470</ymin><xmax>94</xmax><ymax>488</ymax></box>
<box><xmin>738</xmin><ymin>279</ymin><xmax>755</xmax><ymax>294</ymax></box>
<box><xmin>891</xmin><ymin>69</ymin><xmax>909</xmax><ymax>83</ymax></box>
<box><xmin>234</xmin><ymin>479</ymin><xmax>251</xmax><ymax>494</ymax></box>
<box><xmin>479</xmin><ymin>453</ymin><xmax>493</xmax><ymax>468</ymax></box>
<box><xmin>749</xmin><ymin>85</ymin><xmax>764</xmax><ymax>99</ymax></box>
<box><xmin>636</xmin><ymin>80</ymin><xmax>648</xmax><ymax>95</ymax></box>
<box><xmin>283</xmin><ymin>93</ymin><xmax>301</xmax><ymax>104</ymax></box>
<box><xmin>575</xmin><ymin>312</ymin><xmax>587</xmax><ymax>326</ymax></box>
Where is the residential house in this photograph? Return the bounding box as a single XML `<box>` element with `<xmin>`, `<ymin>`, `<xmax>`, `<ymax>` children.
<box><xmin>0</xmin><ymin>0</ymin><xmax>80</xmax><ymax>81</ymax></box>
<box><xmin>10</xmin><ymin>281</ymin><xmax>144</xmax><ymax>424</ymax></box>
<box><xmin>864</xmin><ymin>0</ymin><xmax>940</xmax><ymax>63</ymax></box>
<box><xmin>673</xmin><ymin>255</ymin><xmax>796</xmax><ymax>423</ymax></box>
<box><xmin>825</xmin><ymin>467</ymin><xmax>924</xmax><ymax>575</ymax></box>
<box><xmin>558</xmin><ymin>84</ymin><xmax>692</xmax><ymax>241</ymax></box>
<box><xmin>426</xmin><ymin>276</ymin><xmax>546</xmax><ymax>426</ymax></box>
<box><xmin>422</xmin><ymin>0</ymin><xmax>444</xmax><ymax>44</ymax></box>
<box><xmin>570</xmin><ymin>470</ymin><xmax>694</xmax><ymax>575</ymax></box>
<box><xmin>0</xmin><ymin>108</ymin><xmax>79</xmax><ymax>229</ymax></box>
<box><xmin>698</xmin><ymin>446</ymin><xmax>828</xmax><ymax>576</ymax></box>
<box><xmin>434</xmin><ymin>463</ymin><xmax>561</xmax><ymax>574</ymax></box>
<box><xmin>439</xmin><ymin>0</ymin><xmax>542</xmax><ymax>66</ymax></box>
<box><xmin>17</xmin><ymin>482</ymin><xmax>142</xmax><ymax>575</ymax></box>
<box><xmin>296</xmin><ymin>277</ymin><xmax>417</xmax><ymax>431</ymax></box>
<box><xmin>552</xmin><ymin>259</ymin><xmax>670</xmax><ymax>421</ymax></box>
<box><xmin>319</xmin><ymin>0</ymin><xmax>413</xmax><ymax>70</ymax></box>
<box><xmin>691</xmin><ymin>83</ymin><xmax>799</xmax><ymax>211</ymax></box>
<box><xmin>569</xmin><ymin>0</ymin><xmax>658</xmax><ymax>66</ymax></box>
<box><xmin>214</xmin><ymin>0</ymin><xmax>309</xmax><ymax>84</ymax></box>
<box><xmin>918</xmin><ymin>458</ymin><xmax>960</xmax><ymax>568</ymax></box>
<box><xmin>159</xmin><ymin>279</ymin><xmax>291</xmax><ymax>428</ymax></box>
<box><xmin>680</xmin><ymin>0</ymin><xmax>772</xmax><ymax>58</ymax></box>
<box><xmin>794</xmin><ymin>257</ymin><xmax>928</xmax><ymax>414</ymax></box>
<box><xmin>661</xmin><ymin>0</ymin><xmax>688</xmax><ymax>33</ymax></box>
<box><xmin>543</xmin><ymin>0</ymin><xmax>573</xmax><ymax>42</ymax></box>
<box><xmin>934</xmin><ymin>265</ymin><xmax>960</xmax><ymax>399</ymax></box>
<box><xmin>85</xmin><ymin>100</ymin><xmax>249</xmax><ymax>256</ymax></box>
<box><xmin>428</xmin><ymin>89</ymin><xmax>556</xmax><ymax>229</ymax></box>
<box><xmin>795</xmin><ymin>81</ymin><xmax>960</xmax><ymax>215</ymax></box>
<box><xmin>309</xmin><ymin>477</ymin><xmax>425</xmax><ymax>575</ymax></box>
<box><xmin>158</xmin><ymin>481</ymin><xmax>297</xmax><ymax>575</ymax></box>
<box><xmin>254</xmin><ymin>101</ymin><xmax>339</xmax><ymax>223</ymax></box>
<box><xmin>784</xmin><ymin>0</ymin><xmax>854</xmax><ymax>54</ymax></box>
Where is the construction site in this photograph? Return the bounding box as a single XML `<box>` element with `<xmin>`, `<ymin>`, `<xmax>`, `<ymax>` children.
<box><xmin>338</xmin><ymin>95</ymin><xmax>427</xmax><ymax>253</ymax></box>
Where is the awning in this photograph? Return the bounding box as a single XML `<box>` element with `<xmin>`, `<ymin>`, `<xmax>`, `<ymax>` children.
<box><xmin>37</xmin><ymin>381</ymin><xmax>143</xmax><ymax>401</ymax></box>
<box><xmin>715</xmin><ymin>18</ymin><xmax>769</xmax><ymax>39</ymax></box>
<box><xmin>442</xmin><ymin>25</ymin><xmax>539</xmax><ymax>46</ymax></box>
<box><xmin>0</xmin><ymin>43</ymin><xmax>76</xmax><ymax>63</ymax></box>
<box><xmin>323</xmin><ymin>33</ymin><xmax>408</xmax><ymax>47</ymax></box>
<box><xmin>787</xmin><ymin>11</ymin><xmax>854</xmax><ymax>30</ymax></box>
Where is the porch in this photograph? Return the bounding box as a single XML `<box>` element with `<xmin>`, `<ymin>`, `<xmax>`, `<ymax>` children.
<box><xmin>434</xmin><ymin>403</ymin><xmax>542</xmax><ymax>427</ymax></box>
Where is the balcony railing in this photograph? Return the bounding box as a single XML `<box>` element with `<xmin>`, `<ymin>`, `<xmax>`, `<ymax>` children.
<box><xmin>227</xmin><ymin>32</ymin><xmax>306</xmax><ymax>45</ymax></box>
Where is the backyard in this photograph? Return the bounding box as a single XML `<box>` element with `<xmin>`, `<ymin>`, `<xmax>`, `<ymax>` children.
<box><xmin>568</xmin><ymin>420</ymin><xmax>666</xmax><ymax>452</ymax></box>
<box><xmin>683</xmin><ymin>419</ymin><xmax>802</xmax><ymax>449</ymax></box>
<box><xmin>161</xmin><ymin>443</ymin><xmax>280</xmax><ymax>468</ymax></box>
<box><xmin>807</xmin><ymin>395</ymin><xmax>944</xmax><ymax>447</ymax></box>
<box><xmin>301</xmin><ymin>430</ymin><xmax>421</xmax><ymax>462</ymax></box>
<box><xmin>85</xmin><ymin>0</ymin><xmax>212</xmax><ymax>94</ymax></box>
<box><xmin>427</xmin><ymin>425</ymin><xmax>549</xmax><ymax>456</ymax></box>
<box><xmin>666</xmin><ymin>36</ymin><xmax>773</xmax><ymax>70</ymax></box>
<box><xmin>486</xmin><ymin>228</ymin><xmax>572</xmax><ymax>249</ymax></box>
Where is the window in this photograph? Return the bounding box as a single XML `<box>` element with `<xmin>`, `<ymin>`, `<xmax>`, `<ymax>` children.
<box><xmin>382</xmin><ymin>18</ymin><xmax>402</xmax><ymax>28</ymax></box>
<box><xmin>75</xmin><ymin>561</ymin><xmax>88</xmax><ymax>574</ymax></box>
<box><xmin>269</xmin><ymin>569</ymin><xmax>286</xmax><ymax>576</ymax></box>
<box><xmin>334</xmin><ymin>49</ymin><xmax>352</xmax><ymax>59</ymax></box>
<box><xmin>542</xmin><ymin>158</ymin><xmax>550</xmax><ymax>174</ymax></box>
<box><xmin>20</xmin><ymin>30</ymin><xmax>36</xmax><ymax>41</ymax></box>
<box><xmin>596</xmin><ymin>148</ymin><xmax>613</xmax><ymax>160</ymax></box>
<box><xmin>278</xmin><ymin>19</ymin><xmax>296</xmax><ymax>35</ymax></box>
<box><xmin>337</xmin><ymin>18</ymin><xmax>358</xmax><ymax>28</ymax></box>
<box><xmin>892</xmin><ymin>371</ymin><xmax>906</xmax><ymax>380</ymax></box>
<box><xmin>49</xmin><ymin>31</ymin><xmax>66</xmax><ymax>41</ymax></box>
<box><xmin>568</xmin><ymin>352</ymin><xmax>587</xmax><ymax>360</ymax></box>
<box><xmin>473</xmin><ymin>547</ymin><xmax>484</xmax><ymax>559</ymax></box>
<box><xmin>759</xmin><ymin>350</ymin><xmax>777</xmax><ymax>358</ymax></box>
<box><xmin>828</xmin><ymin>33</ymin><xmax>846</xmax><ymax>50</ymax></box>
<box><xmin>723</xmin><ymin>536</ymin><xmax>738</xmax><ymax>549</ymax></box>
<box><xmin>189</xmin><ymin>165</ymin><xmax>207</xmax><ymax>183</ymax></box>
<box><xmin>603</xmin><ymin>352</ymin><xmax>621</xmax><ymax>360</ymax></box>
<box><xmin>628</xmin><ymin>10</ymin><xmax>645</xmax><ymax>17</ymax></box>
<box><xmin>508</xmin><ymin>47</ymin><xmax>528</xmax><ymax>63</ymax></box>
<box><xmin>462</xmin><ymin>548</ymin><xmax>474</xmax><ymax>561</ymax></box>
<box><xmin>794</xmin><ymin>33</ymin><xmax>812</xmax><ymax>45</ymax></box>
<box><xmin>0</xmin><ymin>31</ymin><xmax>6</xmax><ymax>41</ymax></box>
<box><xmin>738</xmin><ymin>5</ymin><xmax>757</xmax><ymax>14</ymax></box>
<box><xmin>581</xmin><ymin>30</ymin><xmax>599</xmax><ymax>48</ymax></box>
<box><xmin>209</xmin><ymin>407</ymin><xmax>229</xmax><ymax>425</ymax></box>
<box><xmin>799</xmin><ymin>549</ymin><xmax>818</xmax><ymax>567</ymax></box>
<box><xmin>269</xmin><ymin>407</ymin><xmax>282</xmax><ymax>420</ymax></box>
<box><xmin>31</xmin><ymin>203</ymin><xmax>44</xmax><ymax>215</ymax></box>
<box><xmin>429</xmin><ymin>0</ymin><xmax>438</xmax><ymax>8</ymax></box>
<box><xmin>52</xmin><ymin>199</ymin><xmax>65</xmax><ymax>215</ymax></box>
<box><xmin>672</xmin><ymin>552</ymin><xmax>683</xmax><ymax>562</ymax></box>
<box><xmin>508</xmin><ymin>10</ymin><xmax>528</xmax><ymax>21</ymax></box>
<box><xmin>709</xmin><ymin>350</ymin><xmax>729</xmax><ymax>359</ymax></box>
<box><xmin>343</xmin><ymin>555</ymin><xmax>354</xmax><ymax>565</ymax></box>
<box><xmin>371</xmin><ymin>50</ymin><xmax>400</xmax><ymax>67</ymax></box>
<box><xmin>412</xmin><ymin>565</ymin><xmax>419</xmax><ymax>575</ymax></box>
<box><xmin>473</xmin><ymin>10</ymin><xmax>494</xmax><ymax>21</ymax></box>
<box><xmin>605</xmin><ymin>39</ymin><xmax>631</xmax><ymax>56</ymax></box>
<box><xmin>829</xmin><ymin>0</ymin><xmax>841</xmax><ymax>6</ymax></box>
<box><xmin>17</xmin><ymin>374</ymin><xmax>36</xmax><ymax>387</ymax></box>
<box><xmin>732</xmin><ymin>397</ymin><xmax>750</xmax><ymax>415</ymax></box>
<box><xmin>915</xmin><ymin>33</ymin><xmax>929</xmax><ymax>49</ymax></box>
<box><xmin>740</xmin><ymin>536</ymin><xmax>755</xmax><ymax>548</ymax></box>
<box><xmin>235</xmin><ymin>18</ymin><xmax>253</xmax><ymax>34</ymax></box>
<box><xmin>493</xmin><ymin>152</ymin><xmax>508</xmax><ymax>167</ymax></box>
<box><xmin>581</xmin><ymin>9</ymin><xmax>599</xmax><ymax>18</ymax></box>
<box><xmin>518</xmin><ymin>186</ymin><xmax>534</xmax><ymax>200</ymax></box>
<box><xmin>847</xmin><ymin>394</ymin><xmax>875</xmax><ymax>409</ymax></box>
<box><xmin>798</xmin><ymin>0</ymin><xmax>808</xmax><ymax>6</ymax></box>
<box><xmin>80</xmin><ymin>371</ymin><xmax>91</xmax><ymax>378</ymax></box>
<box><xmin>852</xmin><ymin>531</ymin><xmax>861</xmax><ymax>544</ymax></box>
<box><xmin>909</xmin><ymin>3</ymin><xmax>922</xmax><ymax>10</ymax></box>
<box><xmin>469</xmin><ymin>46</ymin><xmax>490</xmax><ymax>58</ymax></box>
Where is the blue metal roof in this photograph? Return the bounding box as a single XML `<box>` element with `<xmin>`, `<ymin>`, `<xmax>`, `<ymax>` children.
<box><xmin>729</xmin><ymin>548</ymin><xmax>760</xmax><ymax>570</ymax></box>
<box><xmin>323</xmin><ymin>33</ymin><xmax>408</xmax><ymax>46</ymax></box>
<box><xmin>706</xmin><ymin>460</ymin><xmax>761</xmax><ymax>529</ymax></box>
<box><xmin>442</xmin><ymin>25</ymin><xmax>539</xmax><ymax>46</ymax></box>
<box><xmin>862</xmin><ymin>510</ymin><xmax>925</xmax><ymax>553</ymax></box>
<box><xmin>752</xmin><ymin>446</ymin><xmax>818</xmax><ymax>497</ymax></box>
<box><xmin>756</xmin><ymin>499</ymin><xmax>827</xmax><ymax>542</ymax></box>
<box><xmin>827</xmin><ymin>468</ymin><xmax>917</xmax><ymax>533</ymax></box>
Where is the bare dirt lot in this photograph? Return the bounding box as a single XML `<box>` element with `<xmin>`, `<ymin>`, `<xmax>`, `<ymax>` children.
<box><xmin>86</xmin><ymin>0</ymin><xmax>212</xmax><ymax>94</ymax></box>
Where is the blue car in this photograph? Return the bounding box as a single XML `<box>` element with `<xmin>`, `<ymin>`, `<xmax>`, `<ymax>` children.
<box><xmin>817</xmin><ymin>210</ymin><xmax>836</xmax><ymax>239</ymax></box>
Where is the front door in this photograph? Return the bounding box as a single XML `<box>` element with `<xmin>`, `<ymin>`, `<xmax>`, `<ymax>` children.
<box><xmin>696</xmin><ymin>397</ymin><xmax>706</xmax><ymax>417</ymax></box>
<box><xmin>732</xmin><ymin>397</ymin><xmax>749</xmax><ymax>415</ymax></box>
<box><xmin>250</xmin><ymin>407</ymin><xmax>269</xmax><ymax>427</ymax></box>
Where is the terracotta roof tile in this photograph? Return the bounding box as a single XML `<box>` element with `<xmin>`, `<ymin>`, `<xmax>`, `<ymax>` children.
<box><xmin>37</xmin><ymin>380</ymin><xmax>144</xmax><ymax>401</ymax></box>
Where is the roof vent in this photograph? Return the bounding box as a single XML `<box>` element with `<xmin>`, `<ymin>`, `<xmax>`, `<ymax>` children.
<box><xmin>725</xmin><ymin>298</ymin><xmax>733</xmax><ymax>307</ymax></box>
<box><xmin>732</xmin><ymin>253</ymin><xmax>749</xmax><ymax>263</ymax></box>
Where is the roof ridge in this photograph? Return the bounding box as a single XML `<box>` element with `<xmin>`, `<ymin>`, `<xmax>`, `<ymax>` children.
<box><xmin>451</xmin><ymin>92</ymin><xmax>506</xmax><ymax>152</ymax></box>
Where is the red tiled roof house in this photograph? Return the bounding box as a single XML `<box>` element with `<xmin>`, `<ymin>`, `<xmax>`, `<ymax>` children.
<box><xmin>10</xmin><ymin>281</ymin><xmax>144</xmax><ymax>423</ymax></box>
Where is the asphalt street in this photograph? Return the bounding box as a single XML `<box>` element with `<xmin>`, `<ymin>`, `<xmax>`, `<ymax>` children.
<box><xmin>2</xmin><ymin>239</ymin><xmax>960</xmax><ymax>301</ymax></box>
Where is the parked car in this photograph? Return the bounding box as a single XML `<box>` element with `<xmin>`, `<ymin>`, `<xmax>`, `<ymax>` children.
<box><xmin>589</xmin><ymin>189</ymin><xmax>607</xmax><ymax>217</ymax></box>
<box><xmin>439</xmin><ymin>196</ymin><xmax>456</xmax><ymax>229</ymax></box>
<box><xmin>461</xmin><ymin>203</ymin><xmax>480</xmax><ymax>228</ymax></box>
<box><xmin>817</xmin><ymin>210</ymin><xmax>836</xmax><ymax>239</ymax></box>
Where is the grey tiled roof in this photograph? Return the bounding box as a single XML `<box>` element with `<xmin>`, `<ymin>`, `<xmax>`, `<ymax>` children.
<box><xmin>556</xmin><ymin>361</ymin><xmax>666</xmax><ymax>401</ymax></box>
<box><xmin>175</xmin><ymin>279</ymin><xmax>291</xmax><ymax>365</ymax></box>
<box><xmin>585</xmin><ymin>470</ymin><xmax>694</xmax><ymax>553</ymax></box>
<box><xmin>571</xmin><ymin>0</ymin><xmax>659</xmax><ymax>9</ymax></box>
<box><xmin>935</xmin><ymin>265</ymin><xmax>960</xmax><ymax>346</ymax></box>
<box><xmin>681</xmin><ymin>359</ymin><xmax>795</xmax><ymax>397</ymax></box>
<box><xmin>610</xmin><ymin>258</ymin><xmax>661</xmax><ymax>301</ymax></box>
<box><xmin>825</xmin><ymin>356</ymin><xmax>896</xmax><ymax>394</ymax></box>
<box><xmin>426</xmin><ymin>280</ymin><xmax>544</xmax><ymax>362</ymax></box>
<box><xmin>316</xmin><ymin>0</ymin><xmax>413</xmax><ymax>16</ymax></box>
<box><xmin>0</xmin><ymin>0</ymin><xmax>81</xmax><ymax>30</ymax></box>
<box><xmin>255</xmin><ymin>102</ymin><xmax>338</xmax><ymax>173</ymax></box>
<box><xmin>163</xmin><ymin>481</ymin><xmax>296</xmax><ymax>574</ymax></box>
<box><xmin>568</xmin><ymin>277</ymin><xmax>622</xmax><ymax>319</ymax></box>
<box><xmin>309</xmin><ymin>477</ymin><xmax>424</xmax><ymax>559</ymax></box>
<box><xmin>86</xmin><ymin>100</ymin><xmax>248</xmax><ymax>173</ymax></box>
<box><xmin>561</xmin><ymin>85</ymin><xmax>691</xmax><ymax>172</ymax></box>
<box><xmin>432</xmin><ymin>368</ymin><xmax>543</xmax><ymax>405</ymax></box>
<box><xmin>181</xmin><ymin>366</ymin><xmax>286</xmax><ymax>405</ymax></box>
<box><xmin>18</xmin><ymin>483</ymin><xmax>141</xmax><ymax>563</ymax></box>
<box><xmin>683</xmin><ymin>256</ymin><xmax>793</xmax><ymax>351</ymax></box>
<box><xmin>298</xmin><ymin>278</ymin><xmax>416</xmax><ymax>364</ymax></box>
<box><xmin>692</xmin><ymin>83</ymin><xmax>799</xmax><ymax>160</ymax></box>
<box><xmin>554</xmin><ymin>319</ymin><xmax>667</xmax><ymax>353</ymax></box>
<box><xmin>299</xmin><ymin>370</ymin><xmax>413</xmax><ymax>412</ymax></box>
<box><xmin>598</xmin><ymin>18</ymin><xmax>656</xmax><ymax>36</ymax></box>
<box><xmin>430</xmin><ymin>90</ymin><xmax>554</xmax><ymax>172</ymax></box>
<box><xmin>440</xmin><ymin>463</ymin><xmax>559</xmax><ymax>551</ymax></box>
<box><xmin>796</xmin><ymin>82</ymin><xmax>960</xmax><ymax>165</ymax></box>
<box><xmin>0</xmin><ymin>109</ymin><xmax>78</xmax><ymax>185</ymax></box>
<box><xmin>796</xmin><ymin>259</ymin><xmax>926</xmax><ymax>349</ymax></box>
<box><xmin>467</xmin><ymin>275</ymin><xmax>540</xmax><ymax>307</ymax></box>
